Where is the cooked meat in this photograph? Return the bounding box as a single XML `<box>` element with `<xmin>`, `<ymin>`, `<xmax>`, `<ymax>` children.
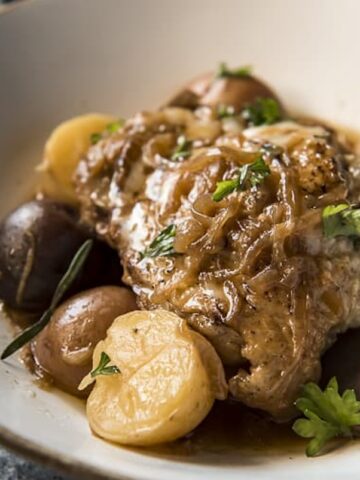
<box><xmin>75</xmin><ymin>105</ymin><xmax>360</xmax><ymax>421</ymax></box>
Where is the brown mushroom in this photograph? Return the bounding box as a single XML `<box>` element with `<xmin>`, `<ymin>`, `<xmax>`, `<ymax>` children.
<box><xmin>166</xmin><ymin>71</ymin><xmax>283</xmax><ymax>114</ymax></box>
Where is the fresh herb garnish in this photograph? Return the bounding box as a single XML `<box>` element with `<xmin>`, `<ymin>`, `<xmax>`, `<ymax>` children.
<box><xmin>293</xmin><ymin>377</ymin><xmax>360</xmax><ymax>457</ymax></box>
<box><xmin>90</xmin><ymin>119</ymin><xmax>125</xmax><ymax>145</ymax></box>
<box><xmin>242</xmin><ymin>97</ymin><xmax>281</xmax><ymax>126</ymax></box>
<box><xmin>90</xmin><ymin>352</ymin><xmax>120</xmax><ymax>378</ymax></box>
<box><xmin>106</xmin><ymin>119</ymin><xmax>124</xmax><ymax>134</ymax></box>
<box><xmin>217</xmin><ymin>62</ymin><xmax>252</xmax><ymax>78</ymax></box>
<box><xmin>212</xmin><ymin>156</ymin><xmax>270</xmax><ymax>202</ymax></box>
<box><xmin>171</xmin><ymin>136</ymin><xmax>192</xmax><ymax>161</ymax></box>
<box><xmin>322</xmin><ymin>204</ymin><xmax>360</xmax><ymax>238</ymax></box>
<box><xmin>90</xmin><ymin>132</ymin><xmax>102</xmax><ymax>145</ymax></box>
<box><xmin>217</xmin><ymin>104</ymin><xmax>236</xmax><ymax>119</ymax></box>
<box><xmin>141</xmin><ymin>225</ymin><xmax>176</xmax><ymax>258</ymax></box>
<box><xmin>1</xmin><ymin>240</ymin><xmax>93</xmax><ymax>360</ymax></box>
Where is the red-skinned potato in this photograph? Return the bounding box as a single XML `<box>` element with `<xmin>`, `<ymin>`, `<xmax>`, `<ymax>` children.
<box><xmin>31</xmin><ymin>286</ymin><xmax>137</xmax><ymax>397</ymax></box>
<box><xmin>167</xmin><ymin>71</ymin><xmax>282</xmax><ymax>113</ymax></box>
<box><xmin>0</xmin><ymin>200</ymin><xmax>123</xmax><ymax>313</ymax></box>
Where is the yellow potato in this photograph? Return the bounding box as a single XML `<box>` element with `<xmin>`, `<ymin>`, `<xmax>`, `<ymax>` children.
<box><xmin>80</xmin><ymin>310</ymin><xmax>227</xmax><ymax>446</ymax></box>
<box><xmin>39</xmin><ymin>113</ymin><xmax>117</xmax><ymax>202</ymax></box>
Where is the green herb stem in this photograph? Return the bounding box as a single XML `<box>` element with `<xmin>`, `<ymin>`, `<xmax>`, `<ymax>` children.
<box><xmin>1</xmin><ymin>239</ymin><xmax>93</xmax><ymax>360</ymax></box>
<box><xmin>171</xmin><ymin>136</ymin><xmax>192</xmax><ymax>161</ymax></box>
<box><xmin>293</xmin><ymin>377</ymin><xmax>360</xmax><ymax>457</ymax></box>
<box><xmin>242</xmin><ymin>97</ymin><xmax>281</xmax><ymax>126</ymax></box>
<box><xmin>322</xmin><ymin>203</ymin><xmax>360</xmax><ymax>238</ymax></box>
<box><xmin>212</xmin><ymin>156</ymin><xmax>270</xmax><ymax>202</ymax></box>
<box><xmin>141</xmin><ymin>225</ymin><xmax>176</xmax><ymax>258</ymax></box>
<box><xmin>90</xmin><ymin>352</ymin><xmax>120</xmax><ymax>378</ymax></box>
<box><xmin>217</xmin><ymin>62</ymin><xmax>252</xmax><ymax>78</ymax></box>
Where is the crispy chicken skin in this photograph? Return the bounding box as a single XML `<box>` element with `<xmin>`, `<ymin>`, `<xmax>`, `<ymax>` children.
<box><xmin>75</xmin><ymin>104</ymin><xmax>360</xmax><ymax>420</ymax></box>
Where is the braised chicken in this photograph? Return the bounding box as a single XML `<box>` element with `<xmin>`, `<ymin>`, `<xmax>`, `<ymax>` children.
<box><xmin>75</xmin><ymin>76</ymin><xmax>360</xmax><ymax>420</ymax></box>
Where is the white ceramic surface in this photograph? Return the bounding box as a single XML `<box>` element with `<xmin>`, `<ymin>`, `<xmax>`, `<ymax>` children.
<box><xmin>1</xmin><ymin>0</ymin><xmax>360</xmax><ymax>478</ymax></box>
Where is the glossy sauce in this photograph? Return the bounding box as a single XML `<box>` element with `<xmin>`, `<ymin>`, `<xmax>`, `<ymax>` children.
<box><xmin>144</xmin><ymin>401</ymin><xmax>304</xmax><ymax>461</ymax></box>
<box><xmin>3</xmin><ymin>122</ymin><xmax>360</xmax><ymax>458</ymax></box>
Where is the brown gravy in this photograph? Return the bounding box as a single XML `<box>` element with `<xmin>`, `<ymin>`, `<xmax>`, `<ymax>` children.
<box><xmin>143</xmin><ymin>401</ymin><xmax>304</xmax><ymax>462</ymax></box>
<box><xmin>4</xmin><ymin>122</ymin><xmax>360</xmax><ymax>460</ymax></box>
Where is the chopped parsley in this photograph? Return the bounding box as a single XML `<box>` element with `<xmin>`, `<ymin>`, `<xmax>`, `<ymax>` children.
<box><xmin>212</xmin><ymin>156</ymin><xmax>270</xmax><ymax>202</ymax></box>
<box><xmin>217</xmin><ymin>104</ymin><xmax>236</xmax><ymax>119</ymax></box>
<box><xmin>106</xmin><ymin>119</ymin><xmax>124</xmax><ymax>133</ymax></box>
<box><xmin>242</xmin><ymin>97</ymin><xmax>281</xmax><ymax>126</ymax></box>
<box><xmin>217</xmin><ymin>62</ymin><xmax>252</xmax><ymax>79</ymax></box>
<box><xmin>90</xmin><ymin>132</ymin><xmax>102</xmax><ymax>145</ymax></box>
<box><xmin>171</xmin><ymin>136</ymin><xmax>192</xmax><ymax>161</ymax></box>
<box><xmin>90</xmin><ymin>352</ymin><xmax>120</xmax><ymax>378</ymax></box>
<box><xmin>141</xmin><ymin>225</ymin><xmax>176</xmax><ymax>258</ymax></box>
<box><xmin>90</xmin><ymin>118</ymin><xmax>125</xmax><ymax>145</ymax></box>
<box><xmin>293</xmin><ymin>377</ymin><xmax>360</xmax><ymax>457</ymax></box>
<box><xmin>322</xmin><ymin>204</ymin><xmax>360</xmax><ymax>238</ymax></box>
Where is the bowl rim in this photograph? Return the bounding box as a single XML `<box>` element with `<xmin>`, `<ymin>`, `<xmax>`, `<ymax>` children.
<box><xmin>0</xmin><ymin>425</ymin><xmax>132</xmax><ymax>480</ymax></box>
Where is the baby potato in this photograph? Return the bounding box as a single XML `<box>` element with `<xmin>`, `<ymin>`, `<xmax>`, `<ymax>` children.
<box><xmin>31</xmin><ymin>286</ymin><xmax>137</xmax><ymax>397</ymax></box>
<box><xmin>40</xmin><ymin>113</ymin><xmax>117</xmax><ymax>201</ymax></box>
<box><xmin>80</xmin><ymin>310</ymin><xmax>227</xmax><ymax>446</ymax></box>
<box><xmin>0</xmin><ymin>200</ymin><xmax>123</xmax><ymax>313</ymax></box>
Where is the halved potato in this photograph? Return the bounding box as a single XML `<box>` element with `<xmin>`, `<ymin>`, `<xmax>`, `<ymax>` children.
<box><xmin>80</xmin><ymin>310</ymin><xmax>227</xmax><ymax>446</ymax></box>
<box><xmin>39</xmin><ymin>113</ymin><xmax>117</xmax><ymax>201</ymax></box>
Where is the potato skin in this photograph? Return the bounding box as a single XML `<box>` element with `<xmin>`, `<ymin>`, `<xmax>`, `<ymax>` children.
<box><xmin>0</xmin><ymin>200</ymin><xmax>123</xmax><ymax>313</ymax></box>
<box><xmin>31</xmin><ymin>286</ymin><xmax>137</xmax><ymax>397</ymax></box>
<box><xmin>167</xmin><ymin>71</ymin><xmax>282</xmax><ymax>112</ymax></box>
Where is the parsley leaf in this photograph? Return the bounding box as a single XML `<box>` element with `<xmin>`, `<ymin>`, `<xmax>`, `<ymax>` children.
<box><xmin>90</xmin><ymin>132</ymin><xmax>102</xmax><ymax>145</ymax></box>
<box><xmin>212</xmin><ymin>157</ymin><xmax>270</xmax><ymax>202</ymax></box>
<box><xmin>141</xmin><ymin>225</ymin><xmax>176</xmax><ymax>258</ymax></box>
<box><xmin>217</xmin><ymin>104</ymin><xmax>236</xmax><ymax>119</ymax></box>
<box><xmin>90</xmin><ymin>118</ymin><xmax>125</xmax><ymax>145</ymax></box>
<box><xmin>171</xmin><ymin>136</ymin><xmax>192</xmax><ymax>161</ymax></box>
<box><xmin>106</xmin><ymin>119</ymin><xmax>124</xmax><ymax>133</ymax></box>
<box><xmin>242</xmin><ymin>97</ymin><xmax>281</xmax><ymax>126</ymax></box>
<box><xmin>322</xmin><ymin>204</ymin><xmax>360</xmax><ymax>238</ymax></box>
<box><xmin>217</xmin><ymin>62</ymin><xmax>252</xmax><ymax>78</ymax></box>
<box><xmin>90</xmin><ymin>352</ymin><xmax>120</xmax><ymax>378</ymax></box>
<box><xmin>293</xmin><ymin>377</ymin><xmax>360</xmax><ymax>457</ymax></box>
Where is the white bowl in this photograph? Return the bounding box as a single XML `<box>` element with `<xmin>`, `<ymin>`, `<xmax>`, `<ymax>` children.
<box><xmin>1</xmin><ymin>0</ymin><xmax>360</xmax><ymax>478</ymax></box>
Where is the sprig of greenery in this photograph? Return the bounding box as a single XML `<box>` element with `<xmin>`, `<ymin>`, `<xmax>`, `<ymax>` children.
<box><xmin>242</xmin><ymin>97</ymin><xmax>281</xmax><ymax>126</ymax></box>
<box><xmin>90</xmin><ymin>119</ymin><xmax>125</xmax><ymax>145</ymax></box>
<box><xmin>90</xmin><ymin>132</ymin><xmax>102</xmax><ymax>145</ymax></box>
<box><xmin>217</xmin><ymin>104</ymin><xmax>236</xmax><ymax>119</ymax></box>
<box><xmin>212</xmin><ymin>157</ymin><xmax>270</xmax><ymax>202</ymax></box>
<box><xmin>217</xmin><ymin>62</ymin><xmax>252</xmax><ymax>78</ymax></box>
<box><xmin>1</xmin><ymin>240</ymin><xmax>93</xmax><ymax>360</ymax></box>
<box><xmin>293</xmin><ymin>377</ymin><xmax>360</xmax><ymax>457</ymax></box>
<box><xmin>90</xmin><ymin>352</ymin><xmax>120</xmax><ymax>378</ymax></box>
<box><xmin>171</xmin><ymin>136</ymin><xmax>192</xmax><ymax>161</ymax></box>
<box><xmin>322</xmin><ymin>204</ymin><xmax>360</xmax><ymax>238</ymax></box>
<box><xmin>141</xmin><ymin>225</ymin><xmax>176</xmax><ymax>258</ymax></box>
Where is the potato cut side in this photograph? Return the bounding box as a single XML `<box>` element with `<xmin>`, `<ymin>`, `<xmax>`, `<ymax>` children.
<box><xmin>39</xmin><ymin>113</ymin><xmax>116</xmax><ymax>201</ymax></box>
<box><xmin>81</xmin><ymin>310</ymin><xmax>227</xmax><ymax>446</ymax></box>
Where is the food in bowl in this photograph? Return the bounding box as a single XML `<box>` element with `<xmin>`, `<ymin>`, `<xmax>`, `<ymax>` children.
<box><xmin>2</xmin><ymin>63</ymin><xmax>360</xmax><ymax>457</ymax></box>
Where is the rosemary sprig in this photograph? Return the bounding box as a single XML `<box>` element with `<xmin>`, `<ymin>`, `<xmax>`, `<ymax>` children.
<box><xmin>1</xmin><ymin>239</ymin><xmax>93</xmax><ymax>360</ymax></box>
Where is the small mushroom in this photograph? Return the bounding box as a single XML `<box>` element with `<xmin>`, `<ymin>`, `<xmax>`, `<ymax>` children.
<box><xmin>166</xmin><ymin>70</ymin><xmax>283</xmax><ymax>113</ymax></box>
